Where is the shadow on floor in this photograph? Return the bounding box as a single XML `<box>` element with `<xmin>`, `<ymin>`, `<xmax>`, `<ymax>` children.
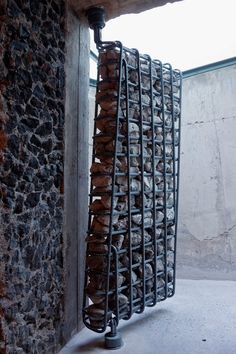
<box><xmin>72</xmin><ymin>337</ymin><xmax>105</xmax><ymax>353</ymax></box>
<box><xmin>72</xmin><ymin>307</ymin><xmax>170</xmax><ymax>353</ymax></box>
<box><xmin>120</xmin><ymin>308</ymin><xmax>170</xmax><ymax>333</ymax></box>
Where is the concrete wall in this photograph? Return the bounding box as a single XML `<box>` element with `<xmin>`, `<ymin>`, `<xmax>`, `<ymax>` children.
<box><xmin>177</xmin><ymin>64</ymin><xmax>236</xmax><ymax>280</ymax></box>
<box><xmin>88</xmin><ymin>63</ymin><xmax>236</xmax><ymax>281</ymax></box>
<box><xmin>64</xmin><ymin>7</ymin><xmax>89</xmax><ymax>339</ymax></box>
<box><xmin>88</xmin><ymin>85</ymin><xmax>96</xmax><ymax>167</ymax></box>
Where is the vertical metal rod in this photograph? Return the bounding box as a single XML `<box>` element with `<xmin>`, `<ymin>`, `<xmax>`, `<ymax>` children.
<box><xmin>166</xmin><ymin>63</ymin><xmax>174</xmax><ymax>297</ymax></box>
<box><xmin>171</xmin><ymin>70</ymin><xmax>182</xmax><ymax>296</ymax></box>
<box><xmin>124</xmin><ymin>59</ymin><xmax>133</xmax><ymax>319</ymax></box>
<box><xmin>160</xmin><ymin>63</ymin><xmax>168</xmax><ymax>299</ymax></box>
<box><xmin>147</xmin><ymin>55</ymin><xmax>157</xmax><ymax>305</ymax></box>
<box><xmin>137</xmin><ymin>51</ymin><xmax>146</xmax><ymax>312</ymax></box>
<box><xmin>111</xmin><ymin>245</ymin><xmax>119</xmax><ymax>320</ymax></box>
<box><xmin>105</xmin><ymin>42</ymin><xmax>124</xmax><ymax>328</ymax></box>
<box><xmin>168</xmin><ymin>65</ymin><xmax>176</xmax><ymax>297</ymax></box>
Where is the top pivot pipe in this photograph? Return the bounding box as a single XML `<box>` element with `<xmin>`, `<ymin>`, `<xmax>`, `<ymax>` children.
<box><xmin>86</xmin><ymin>7</ymin><xmax>106</xmax><ymax>47</ymax></box>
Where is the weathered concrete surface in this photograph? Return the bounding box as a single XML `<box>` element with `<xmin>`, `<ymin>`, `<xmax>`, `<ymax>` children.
<box><xmin>64</xmin><ymin>7</ymin><xmax>89</xmax><ymax>342</ymax></box>
<box><xmin>59</xmin><ymin>279</ymin><xmax>236</xmax><ymax>354</ymax></box>
<box><xmin>178</xmin><ymin>64</ymin><xmax>236</xmax><ymax>280</ymax></box>
<box><xmin>68</xmin><ymin>0</ymin><xmax>182</xmax><ymax>20</ymax></box>
<box><xmin>88</xmin><ymin>85</ymin><xmax>96</xmax><ymax>169</ymax></box>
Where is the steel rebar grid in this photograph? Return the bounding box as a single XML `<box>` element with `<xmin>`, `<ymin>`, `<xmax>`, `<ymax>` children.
<box><xmin>83</xmin><ymin>42</ymin><xmax>182</xmax><ymax>334</ymax></box>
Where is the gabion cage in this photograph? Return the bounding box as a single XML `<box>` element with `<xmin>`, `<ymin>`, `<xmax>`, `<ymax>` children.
<box><xmin>83</xmin><ymin>40</ymin><xmax>182</xmax><ymax>337</ymax></box>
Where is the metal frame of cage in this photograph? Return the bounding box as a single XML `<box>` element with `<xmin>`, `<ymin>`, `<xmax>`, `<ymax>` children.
<box><xmin>82</xmin><ymin>39</ymin><xmax>182</xmax><ymax>347</ymax></box>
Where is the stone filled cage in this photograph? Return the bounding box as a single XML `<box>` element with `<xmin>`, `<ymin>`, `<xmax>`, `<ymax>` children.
<box><xmin>83</xmin><ymin>38</ymin><xmax>182</xmax><ymax>345</ymax></box>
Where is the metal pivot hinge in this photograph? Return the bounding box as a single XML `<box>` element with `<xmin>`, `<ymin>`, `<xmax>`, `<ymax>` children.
<box><xmin>86</xmin><ymin>7</ymin><xmax>106</xmax><ymax>47</ymax></box>
<box><xmin>104</xmin><ymin>318</ymin><xmax>123</xmax><ymax>349</ymax></box>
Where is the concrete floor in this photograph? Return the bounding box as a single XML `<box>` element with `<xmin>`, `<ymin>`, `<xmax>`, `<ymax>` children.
<box><xmin>59</xmin><ymin>279</ymin><xmax>236</xmax><ymax>354</ymax></box>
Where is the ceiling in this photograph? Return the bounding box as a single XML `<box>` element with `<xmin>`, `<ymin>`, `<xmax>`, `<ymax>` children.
<box><xmin>68</xmin><ymin>0</ymin><xmax>182</xmax><ymax>20</ymax></box>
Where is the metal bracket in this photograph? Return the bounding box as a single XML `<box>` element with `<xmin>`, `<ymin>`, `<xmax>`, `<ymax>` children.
<box><xmin>86</xmin><ymin>7</ymin><xmax>106</xmax><ymax>47</ymax></box>
<box><xmin>104</xmin><ymin>318</ymin><xmax>123</xmax><ymax>349</ymax></box>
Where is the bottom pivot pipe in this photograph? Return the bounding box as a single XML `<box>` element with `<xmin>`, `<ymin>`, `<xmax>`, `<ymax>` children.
<box><xmin>104</xmin><ymin>319</ymin><xmax>123</xmax><ymax>349</ymax></box>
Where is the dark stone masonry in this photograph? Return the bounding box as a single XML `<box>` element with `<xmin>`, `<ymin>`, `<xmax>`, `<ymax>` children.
<box><xmin>0</xmin><ymin>0</ymin><xmax>65</xmax><ymax>352</ymax></box>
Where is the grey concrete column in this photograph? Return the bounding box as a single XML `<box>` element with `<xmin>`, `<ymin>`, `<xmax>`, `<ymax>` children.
<box><xmin>64</xmin><ymin>6</ymin><xmax>89</xmax><ymax>341</ymax></box>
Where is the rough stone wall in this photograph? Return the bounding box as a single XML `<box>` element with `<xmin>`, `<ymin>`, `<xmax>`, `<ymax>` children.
<box><xmin>177</xmin><ymin>63</ymin><xmax>236</xmax><ymax>280</ymax></box>
<box><xmin>0</xmin><ymin>1</ymin><xmax>65</xmax><ymax>353</ymax></box>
